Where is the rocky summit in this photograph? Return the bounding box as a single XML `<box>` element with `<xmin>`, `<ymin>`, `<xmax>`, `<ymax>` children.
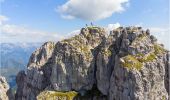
<box><xmin>14</xmin><ymin>26</ymin><xmax>169</xmax><ymax>100</ymax></box>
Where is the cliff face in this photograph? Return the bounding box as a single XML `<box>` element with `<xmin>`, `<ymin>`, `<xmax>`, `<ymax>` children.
<box><xmin>15</xmin><ymin>26</ymin><xmax>169</xmax><ymax>100</ymax></box>
<box><xmin>0</xmin><ymin>76</ymin><xmax>14</xmax><ymax>100</ymax></box>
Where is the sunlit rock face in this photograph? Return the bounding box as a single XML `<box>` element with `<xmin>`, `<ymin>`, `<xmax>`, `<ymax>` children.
<box><xmin>15</xmin><ymin>26</ymin><xmax>169</xmax><ymax>100</ymax></box>
<box><xmin>0</xmin><ymin>76</ymin><xmax>9</xmax><ymax>100</ymax></box>
<box><xmin>0</xmin><ymin>76</ymin><xmax>14</xmax><ymax>100</ymax></box>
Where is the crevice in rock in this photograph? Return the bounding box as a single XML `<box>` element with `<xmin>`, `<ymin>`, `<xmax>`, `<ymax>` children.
<box><xmin>90</xmin><ymin>36</ymin><xmax>108</xmax><ymax>95</ymax></box>
<box><xmin>93</xmin><ymin>51</ymin><xmax>98</xmax><ymax>84</ymax></box>
<box><xmin>164</xmin><ymin>52</ymin><xmax>169</xmax><ymax>94</ymax></box>
<box><xmin>74</xmin><ymin>84</ymin><xmax>107</xmax><ymax>100</ymax></box>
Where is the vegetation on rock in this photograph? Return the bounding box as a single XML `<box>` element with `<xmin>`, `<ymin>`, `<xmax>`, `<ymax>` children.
<box><xmin>101</xmin><ymin>48</ymin><xmax>112</xmax><ymax>57</ymax></box>
<box><xmin>121</xmin><ymin>55</ymin><xmax>143</xmax><ymax>70</ymax></box>
<box><xmin>153</xmin><ymin>44</ymin><xmax>166</xmax><ymax>54</ymax></box>
<box><xmin>37</xmin><ymin>91</ymin><xmax>78</xmax><ymax>100</ymax></box>
<box><xmin>15</xmin><ymin>26</ymin><xmax>169</xmax><ymax>100</ymax></box>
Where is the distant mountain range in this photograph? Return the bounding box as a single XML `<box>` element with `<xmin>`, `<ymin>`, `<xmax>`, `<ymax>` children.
<box><xmin>0</xmin><ymin>43</ymin><xmax>42</xmax><ymax>88</ymax></box>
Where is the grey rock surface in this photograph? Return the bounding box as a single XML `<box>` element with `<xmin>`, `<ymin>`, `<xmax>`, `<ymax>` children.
<box><xmin>0</xmin><ymin>76</ymin><xmax>14</xmax><ymax>100</ymax></box>
<box><xmin>15</xmin><ymin>26</ymin><xmax>169</xmax><ymax>100</ymax></box>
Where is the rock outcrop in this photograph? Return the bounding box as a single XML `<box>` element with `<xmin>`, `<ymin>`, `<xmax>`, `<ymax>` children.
<box><xmin>0</xmin><ymin>76</ymin><xmax>14</xmax><ymax>100</ymax></box>
<box><xmin>15</xmin><ymin>26</ymin><xmax>169</xmax><ymax>100</ymax></box>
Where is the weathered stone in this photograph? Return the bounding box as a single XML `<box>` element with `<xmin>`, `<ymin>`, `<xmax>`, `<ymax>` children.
<box><xmin>15</xmin><ymin>26</ymin><xmax>169</xmax><ymax>100</ymax></box>
<box><xmin>150</xmin><ymin>35</ymin><xmax>157</xmax><ymax>43</ymax></box>
<box><xmin>146</xmin><ymin>29</ymin><xmax>150</xmax><ymax>35</ymax></box>
<box><xmin>96</xmin><ymin>36</ymin><xmax>116</xmax><ymax>95</ymax></box>
<box><xmin>15</xmin><ymin>71</ymin><xmax>26</xmax><ymax>100</ymax></box>
<box><xmin>109</xmin><ymin>29</ymin><xmax>169</xmax><ymax>100</ymax></box>
<box><xmin>0</xmin><ymin>76</ymin><xmax>14</xmax><ymax>100</ymax></box>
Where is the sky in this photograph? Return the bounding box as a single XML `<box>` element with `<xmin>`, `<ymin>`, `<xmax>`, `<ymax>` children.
<box><xmin>0</xmin><ymin>0</ymin><xmax>169</xmax><ymax>49</ymax></box>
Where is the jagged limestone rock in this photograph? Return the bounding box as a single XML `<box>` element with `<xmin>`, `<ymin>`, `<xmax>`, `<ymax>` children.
<box><xmin>15</xmin><ymin>42</ymin><xmax>55</xmax><ymax>100</ymax></box>
<box><xmin>0</xmin><ymin>76</ymin><xmax>9</xmax><ymax>100</ymax></box>
<box><xmin>0</xmin><ymin>76</ymin><xmax>14</xmax><ymax>100</ymax></box>
<box><xmin>15</xmin><ymin>26</ymin><xmax>169</xmax><ymax>100</ymax></box>
<box><xmin>27</xmin><ymin>41</ymin><xmax>55</xmax><ymax>68</ymax></box>
<box><xmin>50</xmin><ymin>27</ymin><xmax>106</xmax><ymax>91</ymax></box>
<box><xmin>96</xmin><ymin>36</ymin><xmax>116</xmax><ymax>95</ymax></box>
<box><xmin>15</xmin><ymin>71</ymin><xmax>26</xmax><ymax>100</ymax></box>
<box><xmin>109</xmin><ymin>28</ymin><xmax>169</xmax><ymax>100</ymax></box>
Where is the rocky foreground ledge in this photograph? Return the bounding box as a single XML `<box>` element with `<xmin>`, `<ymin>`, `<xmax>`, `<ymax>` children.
<box><xmin>13</xmin><ymin>26</ymin><xmax>169</xmax><ymax>100</ymax></box>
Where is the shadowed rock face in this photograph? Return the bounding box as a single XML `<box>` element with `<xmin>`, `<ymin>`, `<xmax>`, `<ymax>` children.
<box><xmin>15</xmin><ymin>26</ymin><xmax>169</xmax><ymax>100</ymax></box>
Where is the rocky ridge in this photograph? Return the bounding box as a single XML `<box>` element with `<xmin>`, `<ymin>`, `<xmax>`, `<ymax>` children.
<box><xmin>15</xmin><ymin>26</ymin><xmax>169</xmax><ymax>100</ymax></box>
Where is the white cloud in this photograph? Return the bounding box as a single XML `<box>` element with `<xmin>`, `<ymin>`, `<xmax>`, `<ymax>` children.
<box><xmin>105</xmin><ymin>23</ymin><xmax>121</xmax><ymax>35</ymax></box>
<box><xmin>0</xmin><ymin>15</ymin><xmax>9</xmax><ymax>25</ymax></box>
<box><xmin>0</xmin><ymin>15</ymin><xmax>78</xmax><ymax>43</ymax></box>
<box><xmin>107</xmin><ymin>23</ymin><xmax>121</xmax><ymax>30</ymax></box>
<box><xmin>0</xmin><ymin>15</ymin><xmax>64</xmax><ymax>43</ymax></box>
<box><xmin>57</xmin><ymin>0</ymin><xmax>129</xmax><ymax>21</ymax></box>
<box><xmin>61</xmin><ymin>14</ymin><xmax>75</xmax><ymax>20</ymax></box>
<box><xmin>149</xmin><ymin>27</ymin><xmax>170</xmax><ymax>50</ymax></box>
<box><xmin>66</xmin><ymin>29</ymin><xmax>80</xmax><ymax>37</ymax></box>
<box><xmin>0</xmin><ymin>24</ymin><xmax>64</xmax><ymax>43</ymax></box>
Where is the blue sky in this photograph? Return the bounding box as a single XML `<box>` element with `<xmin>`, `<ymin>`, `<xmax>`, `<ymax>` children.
<box><xmin>0</xmin><ymin>0</ymin><xmax>169</xmax><ymax>49</ymax></box>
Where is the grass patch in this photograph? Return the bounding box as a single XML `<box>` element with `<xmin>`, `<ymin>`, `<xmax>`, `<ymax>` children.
<box><xmin>121</xmin><ymin>44</ymin><xmax>166</xmax><ymax>70</ymax></box>
<box><xmin>162</xmin><ymin>95</ymin><xmax>166</xmax><ymax>100</ymax></box>
<box><xmin>37</xmin><ymin>91</ymin><xmax>78</xmax><ymax>100</ymax></box>
<box><xmin>121</xmin><ymin>52</ymin><xmax>157</xmax><ymax>70</ymax></box>
<box><xmin>87</xmin><ymin>26</ymin><xmax>100</xmax><ymax>30</ymax></box>
<box><xmin>101</xmin><ymin>48</ymin><xmax>112</xmax><ymax>57</ymax></box>
<box><xmin>121</xmin><ymin>32</ymin><xmax>167</xmax><ymax>70</ymax></box>
<box><xmin>121</xmin><ymin>55</ymin><xmax>143</xmax><ymax>70</ymax></box>
<box><xmin>141</xmin><ymin>53</ymin><xmax>156</xmax><ymax>62</ymax></box>
<box><xmin>154</xmin><ymin>44</ymin><xmax>166</xmax><ymax>54</ymax></box>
